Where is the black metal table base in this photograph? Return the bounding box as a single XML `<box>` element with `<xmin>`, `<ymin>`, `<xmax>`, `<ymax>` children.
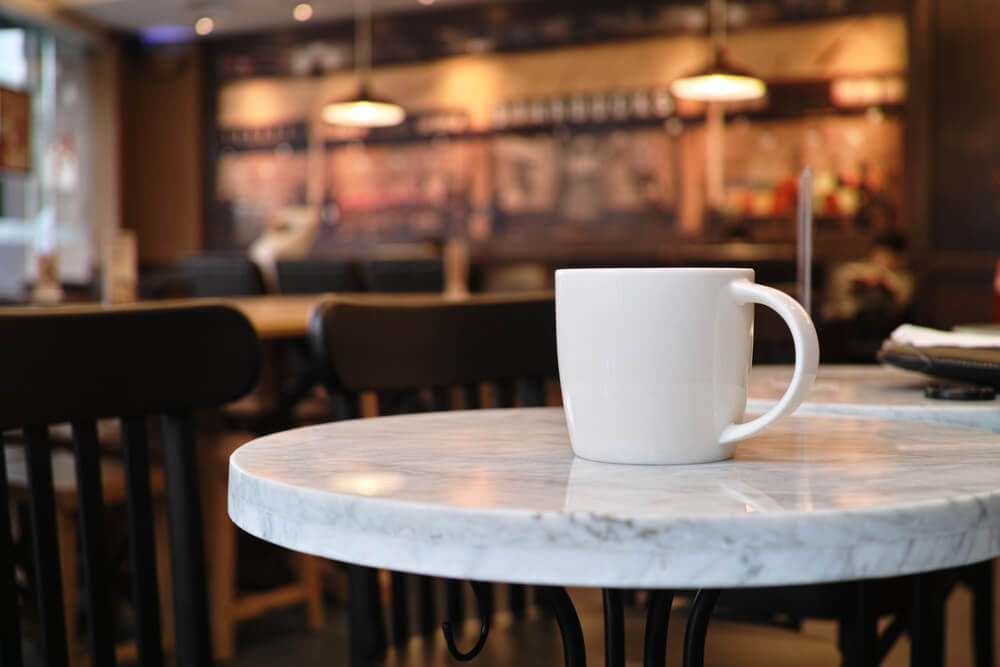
<box><xmin>440</xmin><ymin>585</ymin><xmax>720</xmax><ymax>667</ymax></box>
<box><xmin>439</xmin><ymin>567</ymin><xmax>986</xmax><ymax>667</ymax></box>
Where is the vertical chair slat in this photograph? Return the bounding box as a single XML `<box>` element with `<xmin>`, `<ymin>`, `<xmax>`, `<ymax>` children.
<box><xmin>509</xmin><ymin>584</ymin><xmax>526</xmax><ymax>619</ymax></box>
<box><xmin>121</xmin><ymin>416</ymin><xmax>165</xmax><ymax>667</ymax></box>
<box><xmin>376</xmin><ymin>391</ymin><xmax>400</xmax><ymax>417</ymax></box>
<box><xmin>70</xmin><ymin>420</ymin><xmax>117</xmax><ymax>667</ymax></box>
<box><xmin>23</xmin><ymin>425</ymin><xmax>69</xmax><ymax>667</ymax></box>
<box><xmin>522</xmin><ymin>378</ymin><xmax>545</xmax><ymax>407</ymax></box>
<box><xmin>390</xmin><ymin>572</ymin><xmax>410</xmax><ymax>647</ymax></box>
<box><xmin>330</xmin><ymin>391</ymin><xmax>359</xmax><ymax>421</ymax></box>
<box><xmin>496</xmin><ymin>379</ymin><xmax>516</xmax><ymax>409</ymax></box>
<box><xmin>430</xmin><ymin>387</ymin><xmax>450</xmax><ymax>412</ymax></box>
<box><xmin>0</xmin><ymin>434</ymin><xmax>23</xmax><ymax>667</ymax></box>
<box><xmin>462</xmin><ymin>384</ymin><xmax>480</xmax><ymax>410</ymax></box>
<box><xmin>160</xmin><ymin>412</ymin><xmax>212</xmax><ymax>667</ymax></box>
<box><xmin>418</xmin><ymin>576</ymin><xmax>436</xmax><ymax>636</ymax></box>
<box><xmin>446</xmin><ymin>580</ymin><xmax>464</xmax><ymax>630</ymax></box>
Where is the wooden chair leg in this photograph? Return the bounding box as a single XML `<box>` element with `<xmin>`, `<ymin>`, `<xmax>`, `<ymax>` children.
<box><xmin>208</xmin><ymin>478</ymin><xmax>237</xmax><ymax>661</ymax></box>
<box><xmin>154</xmin><ymin>501</ymin><xmax>175</xmax><ymax>650</ymax></box>
<box><xmin>55</xmin><ymin>508</ymin><xmax>79</xmax><ymax>667</ymax></box>
<box><xmin>299</xmin><ymin>553</ymin><xmax>325</xmax><ymax>631</ymax></box>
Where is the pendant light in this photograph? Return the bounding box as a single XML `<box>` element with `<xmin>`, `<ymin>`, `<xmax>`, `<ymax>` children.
<box><xmin>321</xmin><ymin>0</ymin><xmax>406</xmax><ymax>128</ymax></box>
<box><xmin>670</xmin><ymin>0</ymin><xmax>766</xmax><ymax>103</ymax></box>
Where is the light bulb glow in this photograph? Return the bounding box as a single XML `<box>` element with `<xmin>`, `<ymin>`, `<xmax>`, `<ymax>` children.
<box><xmin>194</xmin><ymin>16</ymin><xmax>214</xmax><ymax>35</ymax></box>
<box><xmin>322</xmin><ymin>99</ymin><xmax>406</xmax><ymax>128</ymax></box>
<box><xmin>351</xmin><ymin>102</ymin><xmax>377</xmax><ymax>122</ymax></box>
<box><xmin>670</xmin><ymin>73</ymin><xmax>766</xmax><ymax>102</ymax></box>
<box><xmin>293</xmin><ymin>3</ymin><xmax>313</xmax><ymax>21</ymax></box>
<box><xmin>418</xmin><ymin>0</ymin><xmax>436</xmax><ymax>5</ymax></box>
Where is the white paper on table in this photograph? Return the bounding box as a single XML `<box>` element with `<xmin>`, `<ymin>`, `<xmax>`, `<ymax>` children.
<box><xmin>889</xmin><ymin>323</ymin><xmax>1000</xmax><ymax>348</ymax></box>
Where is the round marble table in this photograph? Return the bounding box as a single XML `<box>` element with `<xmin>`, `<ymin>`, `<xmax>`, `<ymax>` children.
<box><xmin>748</xmin><ymin>364</ymin><xmax>1000</xmax><ymax>430</ymax></box>
<box><xmin>229</xmin><ymin>407</ymin><xmax>1000</xmax><ymax>589</ymax></box>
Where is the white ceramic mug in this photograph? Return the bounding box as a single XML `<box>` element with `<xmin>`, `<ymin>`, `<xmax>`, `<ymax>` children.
<box><xmin>556</xmin><ymin>268</ymin><xmax>819</xmax><ymax>464</ymax></box>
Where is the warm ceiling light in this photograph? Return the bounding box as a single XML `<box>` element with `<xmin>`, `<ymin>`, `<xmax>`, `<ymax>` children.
<box><xmin>671</xmin><ymin>59</ymin><xmax>766</xmax><ymax>102</ymax></box>
<box><xmin>194</xmin><ymin>16</ymin><xmax>214</xmax><ymax>35</ymax></box>
<box><xmin>670</xmin><ymin>0</ymin><xmax>766</xmax><ymax>103</ymax></box>
<box><xmin>322</xmin><ymin>92</ymin><xmax>407</xmax><ymax>128</ymax></box>
<box><xmin>321</xmin><ymin>0</ymin><xmax>406</xmax><ymax>128</ymax></box>
<box><xmin>293</xmin><ymin>3</ymin><xmax>313</xmax><ymax>21</ymax></box>
<box><xmin>418</xmin><ymin>0</ymin><xmax>436</xmax><ymax>5</ymax></box>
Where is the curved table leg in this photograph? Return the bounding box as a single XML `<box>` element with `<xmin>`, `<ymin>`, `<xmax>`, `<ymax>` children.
<box><xmin>603</xmin><ymin>589</ymin><xmax>625</xmax><ymax>667</ymax></box>
<box><xmin>683</xmin><ymin>589</ymin><xmax>720</xmax><ymax>667</ymax></box>
<box><xmin>644</xmin><ymin>590</ymin><xmax>675</xmax><ymax>667</ymax></box>
<box><xmin>538</xmin><ymin>586</ymin><xmax>587</xmax><ymax>667</ymax></box>
<box><xmin>443</xmin><ymin>581</ymin><xmax>493</xmax><ymax>661</ymax></box>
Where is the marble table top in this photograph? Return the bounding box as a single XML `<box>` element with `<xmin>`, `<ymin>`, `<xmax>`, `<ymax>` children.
<box><xmin>229</xmin><ymin>407</ymin><xmax>1000</xmax><ymax>588</ymax></box>
<box><xmin>748</xmin><ymin>364</ymin><xmax>1000</xmax><ymax>430</ymax></box>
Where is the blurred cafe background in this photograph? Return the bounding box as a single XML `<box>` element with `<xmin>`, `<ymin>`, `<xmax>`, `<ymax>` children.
<box><xmin>4</xmin><ymin>0</ymin><xmax>989</xmax><ymax>359</ymax></box>
<box><xmin>0</xmin><ymin>0</ymin><xmax>998</xmax><ymax>663</ymax></box>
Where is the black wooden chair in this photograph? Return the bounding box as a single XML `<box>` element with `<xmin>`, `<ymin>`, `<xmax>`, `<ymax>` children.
<box><xmin>275</xmin><ymin>259</ymin><xmax>366</xmax><ymax>294</ymax></box>
<box><xmin>178</xmin><ymin>254</ymin><xmax>266</xmax><ymax>298</ymax></box>
<box><xmin>364</xmin><ymin>259</ymin><xmax>444</xmax><ymax>293</ymax></box>
<box><xmin>309</xmin><ymin>293</ymin><xmax>558</xmax><ymax>666</ymax></box>
<box><xmin>0</xmin><ymin>303</ymin><xmax>259</xmax><ymax>667</ymax></box>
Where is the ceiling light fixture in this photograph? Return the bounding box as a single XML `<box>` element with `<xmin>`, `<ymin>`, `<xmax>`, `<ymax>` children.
<box><xmin>194</xmin><ymin>16</ymin><xmax>214</xmax><ymax>35</ymax></box>
<box><xmin>670</xmin><ymin>0</ymin><xmax>765</xmax><ymax>102</ymax></box>
<box><xmin>418</xmin><ymin>0</ymin><xmax>436</xmax><ymax>5</ymax></box>
<box><xmin>321</xmin><ymin>0</ymin><xmax>406</xmax><ymax>128</ymax></box>
<box><xmin>293</xmin><ymin>3</ymin><xmax>314</xmax><ymax>22</ymax></box>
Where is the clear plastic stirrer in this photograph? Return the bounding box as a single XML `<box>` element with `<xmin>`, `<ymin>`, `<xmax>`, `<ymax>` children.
<box><xmin>796</xmin><ymin>167</ymin><xmax>813</xmax><ymax>315</ymax></box>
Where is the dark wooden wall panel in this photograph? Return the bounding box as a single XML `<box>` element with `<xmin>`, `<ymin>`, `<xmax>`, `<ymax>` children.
<box><xmin>929</xmin><ymin>0</ymin><xmax>1000</xmax><ymax>251</ymax></box>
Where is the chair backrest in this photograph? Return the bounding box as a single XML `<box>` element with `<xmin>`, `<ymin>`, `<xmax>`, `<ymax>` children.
<box><xmin>308</xmin><ymin>293</ymin><xmax>556</xmax><ymax>660</ymax></box>
<box><xmin>178</xmin><ymin>254</ymin><xmax>266</xmax><ymax>297</ymax></box>
<box><xmin>0</xmin><ymin>304</ymin><xmax>259</xmax><ymax>667</ymax></box>
<box><xmin>364</xmin><ymin>259</ymin><xmax>444</xmax><ymax>294</ymax></box>
<box><xmin>310</xmin><ymin>293</ymin><xmax>557</xmax><ymax>414</ymax></box>
<box><xmin>275</xmin><ymin>259</ymin><xmax>365</xmax><ymax>294</ymax></box>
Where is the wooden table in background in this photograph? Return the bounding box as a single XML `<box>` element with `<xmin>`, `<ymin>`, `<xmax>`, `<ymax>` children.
<box><xmin>221</xmin><ymin>291</ymin><xmax>550</xmax><ymax>340</ymax></box>
<box><xmin>221</xmin><ymin>294</ymin><xmax>336</xmax><ymax>340</ymax></box>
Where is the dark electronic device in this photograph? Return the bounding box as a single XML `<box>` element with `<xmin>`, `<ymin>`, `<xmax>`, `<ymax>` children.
<box><xmin>924</xmin><ymin>384</ymin><xmax>996</xmax><ymax>401</ymax></box>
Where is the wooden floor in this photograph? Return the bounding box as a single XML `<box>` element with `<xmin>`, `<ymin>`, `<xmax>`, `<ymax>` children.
<box><xmin>228</xmin><ymin>577</ymin><xmax>997</xmax><ymax>667</ymax></box>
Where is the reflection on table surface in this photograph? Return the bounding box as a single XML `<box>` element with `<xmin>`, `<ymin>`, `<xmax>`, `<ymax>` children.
<box><xmin>232</xmin><ymin>407</ymin><xmax>1000</xmax><ymax>518</ymax></box>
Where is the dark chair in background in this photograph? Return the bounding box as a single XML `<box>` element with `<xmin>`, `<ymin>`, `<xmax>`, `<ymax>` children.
<box><xmin>178</xmin><ymin>254</ymin><xmax>266</xmax><ymax>297</ymax></box>
<box><xmin>0</xmin><ymin>304</ymin><xmax>259</xmax><ymax>667</ymax></box>
<box><xmin>275</xmin><ymin>259</ymin><xmax>366</xmax><ymax>294</ymax></box>
<box><xmin>143</xmin><ymin>254</ymin><xmax>329</xmax><ymax>657</ymax></box>
<box><xmin>309</xmin><ymin>293</ymin><xmax>559</xmax><ymax>667</ymax></box>
<box><xmin>174</xmin><ymin>257</ymin><xmax>336</xmax><ymax>654</ymax></box>
<box><xmin>365</xmin><ymin>258</ymin><xmax>444</xmax><ymax>293</ymax></box>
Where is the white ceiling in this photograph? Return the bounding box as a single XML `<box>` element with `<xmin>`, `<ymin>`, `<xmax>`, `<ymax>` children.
<box><xmin>61</xmin><ymin>0</ymin><xmax>502</xmax><ymax>37</ymax></box>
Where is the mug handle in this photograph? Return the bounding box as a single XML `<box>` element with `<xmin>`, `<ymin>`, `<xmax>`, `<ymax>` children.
<box><xmin>720</xmin><ymin>280</ymin><xmax>819</xmax><ymax>445</ymax></box>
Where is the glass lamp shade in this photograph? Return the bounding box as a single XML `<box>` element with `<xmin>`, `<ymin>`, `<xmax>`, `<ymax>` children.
<box><xmin>321</xmin><ymin>87</ymin><xmax>406</xmax><ymax>128</ymax></box>
<box><xmin>670</xmin><ymin>50</ymin><xmax>766</xmax><ymax>102</ymax></box>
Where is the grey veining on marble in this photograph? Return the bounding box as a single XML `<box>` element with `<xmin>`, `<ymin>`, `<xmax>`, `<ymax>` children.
<box><xmin>749</xmin><ymin>364</ymin><xmax>1000</xmax><ymax>431</ymax></box>
<box><xmin>229</xmin><ymin>407</ymin><xmax>1000</xmax><ymax>588</ymax></box>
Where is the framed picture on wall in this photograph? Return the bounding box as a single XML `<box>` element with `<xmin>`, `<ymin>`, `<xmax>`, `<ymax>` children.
<box><xmin>0</xmin><ymin>88</ymin><xmax>30</xmax><ymax>172</ymax></box>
